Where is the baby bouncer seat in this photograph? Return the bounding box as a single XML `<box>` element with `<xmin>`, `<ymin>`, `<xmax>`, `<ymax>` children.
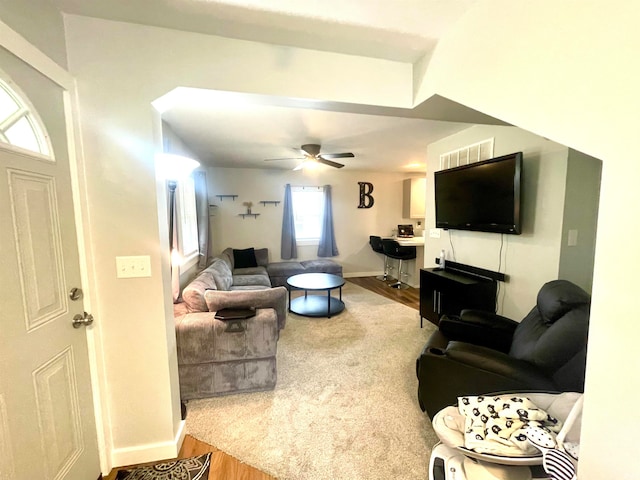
<box><xmin>429</xmin><ymin>391</ymin><xmax>583</xmax><ymax>480</ymax></box>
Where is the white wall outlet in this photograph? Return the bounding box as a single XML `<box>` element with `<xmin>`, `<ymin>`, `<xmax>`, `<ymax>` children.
<box><xmin>116</xmin><ymin>255</ymin><xmax>152</xmax><ymax>278</ymax></box>
<box><xmin>429</xmin><ymin>228</ymin><xmax>441</xmax><ymax>239</ymax></box>
<box><xmin>568</xmin><ymin>229</ymin><xmax>578</xmax><ymax>247</ymax></box>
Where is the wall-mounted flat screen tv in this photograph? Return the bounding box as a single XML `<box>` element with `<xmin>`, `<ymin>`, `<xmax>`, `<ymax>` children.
<box><xmin>434</xmin><ymin>152</ymin><xmax>523</xmax><ymax>235</ymax></box>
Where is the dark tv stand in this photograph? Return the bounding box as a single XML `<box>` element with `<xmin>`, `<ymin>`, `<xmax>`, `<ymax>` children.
<box><xmin>419</xmin><ymin>261</ymin><xmax>504</xmax><ymax>328</ymax></box>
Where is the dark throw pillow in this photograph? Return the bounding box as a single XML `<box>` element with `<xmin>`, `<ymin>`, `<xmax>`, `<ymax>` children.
<box><xmin>116</xmin><ymin>453</ymin><xmax>211</xmax><ymax>480</ymax></box>
<box><xmin>233</xmin><ymin>247</ymin><xmax>258</xmax><ymax>268</ymax></box>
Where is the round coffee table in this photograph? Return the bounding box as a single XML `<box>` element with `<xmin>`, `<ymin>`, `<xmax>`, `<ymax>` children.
<box><xmin>286</xmin><ymin>273</ymin><xmax>345</xmax><ymax>318</ymax></box>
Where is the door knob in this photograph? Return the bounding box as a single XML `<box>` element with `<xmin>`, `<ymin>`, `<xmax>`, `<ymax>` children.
<box><xmin>72</xmin><ymin>312</ymin><xmax>94</xmax><ymax>328</ymax></box>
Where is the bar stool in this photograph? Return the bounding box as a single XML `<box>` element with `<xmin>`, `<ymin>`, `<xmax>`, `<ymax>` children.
<box><xmin>368</xmin><ymin>235</ymin><xmax>389</xmax><ymax>281</ymax></box>
<box><xmin>381</xmin><ymin>239</ymin><xmax>417</xmax><ymax>289</ymax></box>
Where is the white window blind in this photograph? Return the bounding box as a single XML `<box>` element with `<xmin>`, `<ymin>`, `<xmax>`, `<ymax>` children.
<box><xmin>291</xmin><ymin>186</ymin><xmax>324</xmax><ymax>244</ymax></box>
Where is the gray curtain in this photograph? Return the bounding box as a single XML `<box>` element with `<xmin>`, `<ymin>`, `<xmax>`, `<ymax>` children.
<box><xmin>168</xmin><ymin>181</ymin><xmax>180</xmax><ymax>303</ymax></box>
<box><xmin>317</xmin><ymin>185</ymin><xmax>339</xmax><ymax>257</ymax></box>
<box><xmin>281</xmin><ymin>183</ymin><xmax>297</xmax><ymax>259</ymax></box>
<box><xmin>194</xmin><ymin>171</ymin><xmax>209</xmax><ymax>268</ymax></box>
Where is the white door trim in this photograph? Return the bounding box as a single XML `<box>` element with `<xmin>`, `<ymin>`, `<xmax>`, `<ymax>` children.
<box><xmin>0</xmin><ymin>18</ymin><xmax>111</xmax><ymax>474</ymax></box>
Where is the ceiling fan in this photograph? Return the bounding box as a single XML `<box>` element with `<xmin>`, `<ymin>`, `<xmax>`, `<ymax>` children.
<box><xmin>264</xmin><ymin>144</ymin><xmax>354</xmax><ymax>170</ymax></box>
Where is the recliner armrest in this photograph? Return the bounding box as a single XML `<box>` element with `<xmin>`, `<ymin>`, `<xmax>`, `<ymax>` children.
<box><xmin>444</xmin><ymin>341</ymin><xmax>556</xmax><ymax>388</ymax></box>
<box><xmin>439</xmin><ymin>310</ymin><xmax>518</xmax><ymax>352</ymax></box>
<box><xmin>417</xmin><ymin>338</ymin><xmax>559</xmax><ymax>418</ymax></box>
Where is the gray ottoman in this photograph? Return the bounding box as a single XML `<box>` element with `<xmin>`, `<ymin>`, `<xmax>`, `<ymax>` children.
<box><xmin>175</xmin><ymin>308</ymin><xmax>278</xmax><ymax>400</ymax></box>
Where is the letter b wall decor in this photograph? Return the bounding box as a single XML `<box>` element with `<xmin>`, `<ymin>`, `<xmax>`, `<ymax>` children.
<box><xmin>358</xmin><ymin>182</ymin><xmax>374</xmax><ymax>208</ymax></box>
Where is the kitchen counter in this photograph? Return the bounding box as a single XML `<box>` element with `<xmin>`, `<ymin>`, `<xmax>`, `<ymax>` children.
<box><xmin>396</xmin><ymin>236</ymin><xmax>425</xmax><ymax>246</ymax></box>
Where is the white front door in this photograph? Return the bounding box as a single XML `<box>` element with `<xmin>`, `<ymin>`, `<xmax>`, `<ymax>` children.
<box><xmin>0</xmin><ymin>48</ymin><xmax>100</xmax><ymax>479</ymax></box>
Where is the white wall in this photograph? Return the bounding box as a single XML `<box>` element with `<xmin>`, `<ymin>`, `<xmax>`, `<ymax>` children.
<box><xmin>426</xmin><ymin>125</ymin><xmax>570</xmax><ymax>319</ymax></box>
<box><xmin>61</xmin><ymin>14</ymin><xmax>414</xmax><ymax>469</ymax></box>
<box><xmin>420</xmin><ymin>2</ymin><xmax>640</xmax><ymax>478</ymax></box>
<box><xmin>558</xmin><ymin>151</ymin><xmax>601</xmax><ymax>293</ymax></box>
<box><xmin>205</xmin><ymin>166</ymin><xmax>423</xmax><ymax>278</ymax></box>
<box><xmin>0</xmin><ymin>0</ymin><xmax>67</xmax><ymax>68</ymax></box>
<box><xmin>21</xmin><ymin>3</ymin><xmax>636</xmax><ymax>477</ymax></box>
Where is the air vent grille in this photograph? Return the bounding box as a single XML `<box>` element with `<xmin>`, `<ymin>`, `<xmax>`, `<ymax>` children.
<box><xmin>439</xmin><ymin>138</ymin><xmax>494</xmax><ymax>171</ymax></box>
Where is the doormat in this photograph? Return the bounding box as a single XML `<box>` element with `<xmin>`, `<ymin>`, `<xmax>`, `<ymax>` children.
<box><xmin>116</xmin><ymin>452</ymin><xmax>211</xmax><ymax>480</ymax></box>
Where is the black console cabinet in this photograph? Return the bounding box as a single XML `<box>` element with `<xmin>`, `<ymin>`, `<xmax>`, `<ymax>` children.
<box><xmin>420</xmin><ymin>267</ymin><xmax>497</xmax><ymax>327</ymax></box>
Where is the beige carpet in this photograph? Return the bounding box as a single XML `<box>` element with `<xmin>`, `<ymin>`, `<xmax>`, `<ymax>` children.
<box><xmin>185</xmin><ymin>282</ymin><xmax>440</xmax><ymax>479</ymax></box>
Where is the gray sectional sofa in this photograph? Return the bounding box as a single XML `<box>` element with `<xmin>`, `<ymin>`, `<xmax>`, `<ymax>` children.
<box><xmin>174</xmin><ymin>247</ymin><xmax>342</xmax><ymax>400</ymax></box>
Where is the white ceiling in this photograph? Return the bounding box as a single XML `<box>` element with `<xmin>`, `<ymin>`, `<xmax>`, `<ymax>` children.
<box><xmin>155</xmin><ymin>88</ymin><xmax>473</xmax><ymax>172</ymax></box>
<box><xmin>51</xmin><ymin>0</ymin><xmax>478</xmax><ymax>62</ymax></box>
<box><xmin>51</xmin><ymin>0</ymin><xmax>488</xmax><ymax>172</ymax></box>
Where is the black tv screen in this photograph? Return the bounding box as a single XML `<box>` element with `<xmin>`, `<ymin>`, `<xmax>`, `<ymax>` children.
<box><xmin>434</xmin><ymin>152</ymin><xmax>522</xmax><ymax>234</ymax></box>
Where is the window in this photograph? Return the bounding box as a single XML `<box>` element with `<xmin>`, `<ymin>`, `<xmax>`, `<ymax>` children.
<box><xmin>176</xmin><ymin>175</ymin><xmax>199</xmax><ymax>262</ymax></box>
<box><xmin>292</xmin><ymin>186</ymin><xmax>324</xmax><ymax>244</ymax></box>
<box><xmin>0</xmin><ymin>76</ymin><xmax>52</xmax><ymax>158</ymax></box>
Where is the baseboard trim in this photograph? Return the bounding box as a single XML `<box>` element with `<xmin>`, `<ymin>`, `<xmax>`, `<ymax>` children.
<box><xmin>110</xmin><ymin>420</ymin><xmax>186</xmax><ymax>467</ymax></box>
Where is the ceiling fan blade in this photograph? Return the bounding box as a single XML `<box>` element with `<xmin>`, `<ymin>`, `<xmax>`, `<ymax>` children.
<box><xmin>264</xmin><ymin>157</ymin><xmax>305</xmax><ymax>162</ymax></box>
<box><xmin>293</xmin><ymin>162</ymin><xmax>306</xmax><ymax>171</ymax></box>
<box><xmin>319</xmin><ymin>152</ymin><xmax>355</xmax><ymax>159</ymax></box>
<box><xmin>317</xmin><ymin>158</ymin><xmax>345</xmax><ymax>169</ymax></box>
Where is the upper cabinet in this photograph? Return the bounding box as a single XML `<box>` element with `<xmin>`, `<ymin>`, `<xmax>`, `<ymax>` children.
<box><xmin>403</xmin><ymin>177</ymin><xmax>426</xmax><ymax>219</ymax></box>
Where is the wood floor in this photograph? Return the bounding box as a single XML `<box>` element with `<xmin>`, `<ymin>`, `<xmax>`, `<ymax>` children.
<box><xmin>103</xmin><ymin>276</ymin><xmax>418</xmax><ymax>480</ymax></box>
<box><xmin>104</xmin><ymin>435</ymin><xmax>275</xmax><ymax>480</ymax></box>
<box><xmin>346</xmin><ymin>275</ymin><xmax>419</xmax><ymax>310</ymax></box>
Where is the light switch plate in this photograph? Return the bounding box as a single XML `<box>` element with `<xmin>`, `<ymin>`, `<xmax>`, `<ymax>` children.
<box><xmin>116</xmin><ymin>255</ymin><xmax>152</xmax><ymax>278</ymax></box>
<box><xmin>429</xmin><ymin>228</ymin><xmax>441</xmax><ymax>239</ymax></box>
<box><xmin>568</xmin><ymin>229</ymin><xmax>578</xmax><ymax>246</ymax></box>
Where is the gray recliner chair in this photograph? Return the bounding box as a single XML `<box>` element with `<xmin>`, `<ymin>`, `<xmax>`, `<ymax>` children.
<box><xmin>416</xmin><ymin>279</ymin><xmax>591</xmax><ymax>419</ymax></box>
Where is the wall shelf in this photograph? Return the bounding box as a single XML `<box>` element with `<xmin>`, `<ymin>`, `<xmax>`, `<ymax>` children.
<box><xmin>216</xmin><ymin>195</ymin><xmax>238</xmax><ymax>201</ymax></box>
<box><xmin>238</xmin><ymin>213</ymin><xmax>260</xmax><ymax>219</ymax></box>
<box><xmin>259</xmin><ymin>200</ymin><xmax>280</xmax><ymax>207</ymax></box>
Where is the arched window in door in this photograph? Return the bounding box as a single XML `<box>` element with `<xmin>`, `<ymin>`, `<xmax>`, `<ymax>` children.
<box><xmin>0</xmin><ymin>76</ymin><xmax>53</xmax><ymax>158</ymax></box>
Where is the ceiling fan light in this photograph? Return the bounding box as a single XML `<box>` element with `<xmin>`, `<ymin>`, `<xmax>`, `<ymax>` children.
<box><xmin>299</xmin><ymin>160</ymin><xmax>319</xmax><ymax>171</ymax></box>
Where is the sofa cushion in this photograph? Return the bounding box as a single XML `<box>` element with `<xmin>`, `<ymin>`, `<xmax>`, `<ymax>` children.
<box><xmin>210</xmin><ymin>259</ymin><xmax>233</xmax><ymax>290</ymax></box>
<box><xmin>233</xmin><ymin>247</ymin><xmax>258</xmax><ymax>268</ymax></box>
<box><xmin>233</xmin><ymin>265</ymin><xmax>269</xmax><ymax>277</ymax></box>
<box><xmin>182</xmin><ymin>266</ymin><xmax>219</xmax><ymax>312</ymax></box>
<box><xmin>232</xmin><ymin>272</ymin><xmax>272</xmax><ymax>288</ymax></box>
<box><xmin>300</xmin><ymin>259</ymin><xmax>343</xmax><ymax>275</ymax></box>
<box><xmin>230</xmin><ymin>285</ymin><xmax>271</xmax><ymax>291</ymax></box>
<box><xmin>254</xmin><ymin>248</ymin><xmax>269</xmax><ymax>267</ymax></box>
<box><xmin>219</xmin><ymin>249</ymin><xmax>234</xmax><ymax>269</ymax></box>
<box><xmin>266</xmin><ymin>261</ymin><xmax>305</xmax><ymax>278</ymax></box>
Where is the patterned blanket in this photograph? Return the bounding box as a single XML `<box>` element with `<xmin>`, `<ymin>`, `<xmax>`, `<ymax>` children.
<box><xmin>458</xmin><ymin>395</ymin><xmax>563</xmax><ymax>456</ymax></box>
